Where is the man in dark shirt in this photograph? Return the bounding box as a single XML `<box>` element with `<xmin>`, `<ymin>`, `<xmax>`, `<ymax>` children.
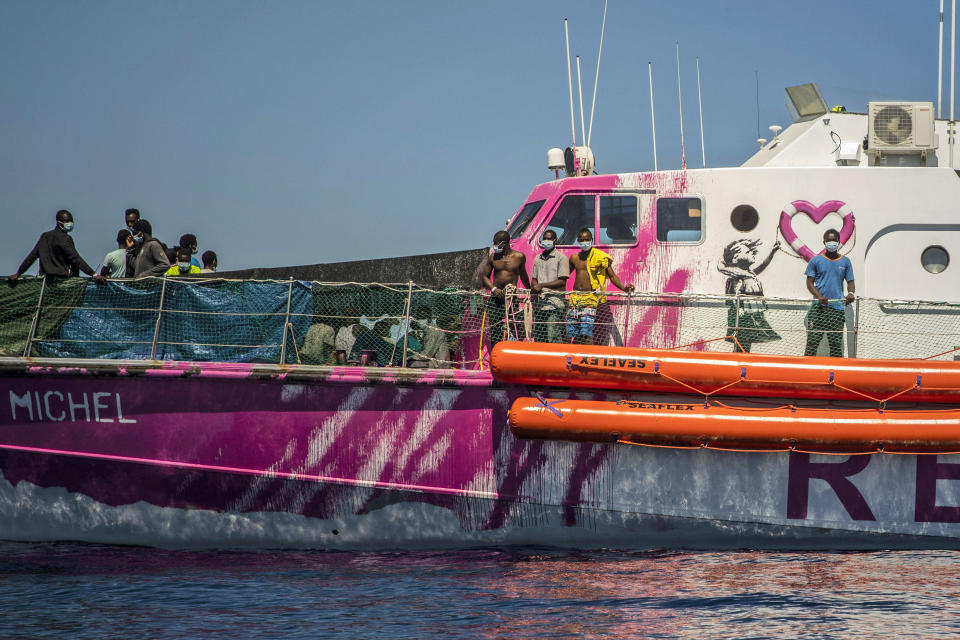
<box><xmin>8</xmin><ymin>210</ymin><xmax>104</xmax><ymax>283</ymax></box>
<box><xmin>131</xmin><ymin>219</ymin><xmax>171</xmax><ymax>277</ymax></box>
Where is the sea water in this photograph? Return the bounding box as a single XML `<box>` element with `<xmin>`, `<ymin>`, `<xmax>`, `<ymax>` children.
<box><xmin>1</xmin><ymin>543</ymin><xmax>958</xmax><ymax>639</ymax></box>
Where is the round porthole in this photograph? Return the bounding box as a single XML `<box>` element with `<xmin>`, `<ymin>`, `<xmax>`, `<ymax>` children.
<box><xmin>730</xmin><ymin>205</ymin><xmax>759</xmax><ymax>232</ymax></box>
<box><xmin>922</xmin><ymin>246</ymin><xmax>950</xmax><ymax>274</ymax></box>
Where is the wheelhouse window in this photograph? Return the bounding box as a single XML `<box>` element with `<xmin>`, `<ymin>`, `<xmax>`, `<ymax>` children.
<box><xmin>543</xmin><ymin>194</ymin><xmax>595</xmax><ymax>245</ymax></box>
<box><xmin>598</xmin><ymin>196</ymin><xmax>638</xmax><ymax>245</ymax></box>
<box><xmin>656</xmin><ymin>197</ymin><xmax>703</xmax><ymax>242</ymax></box>
<box><xmin>507</xmin><ymin>199</ymin><xmax>545</xmax><ymax>239</ymax></box>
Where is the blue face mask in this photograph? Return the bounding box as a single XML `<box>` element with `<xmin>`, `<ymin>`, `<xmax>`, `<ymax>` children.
<box><xmin>491</xmin><ymin>244</ymin><xmax>505</xmax><ymax>255</ymax></box>
<box><xmin>578</xmin><ymin>240</ymin><xmax>593</xmax><ymax>252</ymax></box>
<box><xmin>824</xmin><ymin>241</ymin><xmax>840</xmax><ymax>253</ymax></box>
<box><xmin>134</xmin><ymin>234</ymin><xmax>144</xmax><ymax>246</ymax></box>
<box><xmin>539</xmin><ymin>239</ymin><xmax>555</xmax><ymax>250</ymax></box>
<box><xmin>60</xmin><ymin>222</ymin><xmax>74</xmax><ymax>233</ymax></box>
<box><xmin>178</xmin><ymin>262</ymin><xmax>191</xmax><ymax>272</ymax></box>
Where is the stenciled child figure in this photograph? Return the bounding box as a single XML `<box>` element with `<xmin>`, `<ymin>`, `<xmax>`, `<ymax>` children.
<box><xmin>718</xmin><ymin>238</ymin><xmax>781</xmax><ymax>352</ymax></box>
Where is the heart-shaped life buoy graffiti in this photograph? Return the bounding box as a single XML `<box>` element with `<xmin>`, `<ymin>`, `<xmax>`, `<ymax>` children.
<box><xmin>778</xmin><ymin>200</ymin><xmax>855</xmax><ymax>262</ymax></box>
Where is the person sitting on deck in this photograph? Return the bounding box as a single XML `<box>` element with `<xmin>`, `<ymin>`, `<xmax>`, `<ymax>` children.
<box><xmin>567</xmin><ymin>228</ymin><xmax>634</xmax><ymax>345</ymax></box>
<box><xmin>408</xmin><ymin>305</ymin><xmax>450</xmax><ymax>368</ymax></box>
<box><xmin>301</xmin><ymin>322</ymin><xmax>337</xmax><ymax>365</ymax></box>
<box><xmin>165</xmin><ymin>247</ymin><xmax>201</xmax><ymax>276</ymax></box>
<box><xmin>101</xmin><ymin>229</ymin><xmax>134</xmax><ymax>279</ymax></box>
<box><xmin>804</xmin><ymin>228</ymin><xmax>855</xmax><ymax>358</ymax></box>
<box><xmin>480</xmin><ymin>230</ymin><xmax>531</xmax><ymax>347</ymax></box>
<box><xmin>8</xmin><ymin>210</ymin><xmax>105</xmax><ymax>284</ymax></box>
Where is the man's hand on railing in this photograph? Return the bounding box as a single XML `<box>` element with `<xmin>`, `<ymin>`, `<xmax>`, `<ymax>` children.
<box><xmin>92</xmin><ymin>274</ymin><xmax>106</xmax><ymax>284</ymax></box>
<box><xmin>6</xmin><ymin>274</ymin><xmax>18</xmax><ymax>286</ymax></box>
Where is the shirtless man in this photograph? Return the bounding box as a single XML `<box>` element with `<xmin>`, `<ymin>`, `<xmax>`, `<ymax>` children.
<box><xmin>481</xmin><ymin>230</ymin><xmax>531</xmax><ymax>345</ymax></box>
<box><xmin>568</xmin><ymin>228</ymin><xmax>634</xmax><ymax>344</ymax></box>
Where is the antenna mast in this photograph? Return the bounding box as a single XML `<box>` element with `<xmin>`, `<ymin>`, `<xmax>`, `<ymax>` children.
<box><xmin>939</xmin><ymin>0</ymin><xmax>945</xmax><ymax>118</ymax></box>
<box><xmin>576</xmin><ymin>56</ymin><xmax>586</xmax><ymax>146</ymax></box>
<box><xmin>952</xmin><ymin>0</ymin><xmax>956</xmax><ymax>121</ymax></box>
<box><xmin>587</xmin><ymin>0</ymin><xmax>608</xmax><ymax>147</ymax></box>
<box><xmin>696</xmin><ymin>57</ymin><xmax>706</xmax><ymax>167</ymax></box>
<box><xmin>649</xmin><ymin>62</ymin><xmax>658</xmax><ymax>171</ymax></box>
<box><xmin>564</xmin><ymin>19</ymin><xmax>577</xmax><ymax>146</ymax></box>
<box><xmin>755</xmin><ymin>70</ymin><xmax>761</xmax><ymax>140</ymax></box>
<box><xmin>676</xmin><ymin>42</ymin><xmax>686</xmax><ymax>170</ymax></box>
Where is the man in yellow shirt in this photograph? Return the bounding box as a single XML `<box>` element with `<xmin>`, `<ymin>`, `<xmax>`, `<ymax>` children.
<box><xmin>165</xmin><ymin>247</ymin><xmax>202</xmax><ymax>276</ymax></box>
<box><xmin>567</xmin><ymin>228</ymin><xmax>634</xmax><ymax>344</ymax></box>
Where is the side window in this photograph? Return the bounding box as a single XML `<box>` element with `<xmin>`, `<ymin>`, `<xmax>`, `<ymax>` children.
<box><xmin>656</xmin><ymin>197</ymin><xmax>703</xmax><ymax>242</ymax></box>
<box><xmin>507</xmin><ymin>200</ymin><xmax>545</xmax><ymax>239</ymax></box>
<box><xmin>598</xmin><ymin>195</ymin><xmax>638</xmax><ymax>245</ymax></box>
<box><xmin>544</xmin><ymin>195</ymin><xmax>595</xmax><ymax>245</ymax></box>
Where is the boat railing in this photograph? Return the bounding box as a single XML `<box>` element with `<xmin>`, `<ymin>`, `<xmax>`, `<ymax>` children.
<box><xmin>2</xmin><ymin>276</ymin><xmax>960</xmax><ymax>369</ymax></box>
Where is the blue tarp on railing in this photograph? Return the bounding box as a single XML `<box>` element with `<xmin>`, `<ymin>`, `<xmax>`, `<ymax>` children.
<box><xmin>33</xmin><ymin>279</ymin><xmax>313</xmax><ymax>363</ymax></box>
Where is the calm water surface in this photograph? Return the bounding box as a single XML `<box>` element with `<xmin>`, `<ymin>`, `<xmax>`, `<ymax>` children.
<box><xmin>1</xmin><ymin>543</ymin><xmax>958</xmax><ymax>639</ymax></box>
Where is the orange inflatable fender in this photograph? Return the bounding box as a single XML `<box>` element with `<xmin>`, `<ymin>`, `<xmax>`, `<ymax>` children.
<box><xmin>490</xmin><ymin>342</ymin><xmax>960</xmax><ymax>404</ymax></box>
<box><xmin>509</xmin><ymin>396</ymin><xmax>960</xmax><ymax>453</ymax></box>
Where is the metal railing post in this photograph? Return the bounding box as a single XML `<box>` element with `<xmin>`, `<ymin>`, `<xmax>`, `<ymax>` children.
<box><xmin>22</xmin><ymin>275</ymin><xmax>47</xmax><ymax>357</ymax></box>
<box><xmin>733</xmin><ymin>293</ymin><xmax>741</xmax><ymax>335</ymax></box>
<box><xmin>279</xmin><ymin>277</ymin><xmax>294</xmax><ymax>364</ymax></box>
<box><xmin>401</xmin><ymin>280</ymin><xmax>414</xmax><ymax>368</ymax></box>
<box><xmin>623</xmin><ymin>291</ymin><xmax>633</xmax><ymax>347</ymax></box>
<box><xmin>852</xmin><ymin>295</ymin><xmax>861</xmax><ymax>358</ymax></box>
<box><xmin>149</xmin><ymin>276</ymin><xmax>168</xmax><ymax>360</ymax></box>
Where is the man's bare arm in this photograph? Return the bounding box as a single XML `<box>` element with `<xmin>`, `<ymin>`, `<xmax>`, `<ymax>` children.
<box><xmin>606</xmin><ymin>265</ymin><xmax>635</xmax><ymax>292</ymax></box>
<box><xmin>518</xmin><ymin>254</ymin><xmax>531</xmax><ymax>289</ymax></box>
<box><xmin>479</xmin><ymin>256</ymin><xmax>494</xmax><ymax>290</ymax></box>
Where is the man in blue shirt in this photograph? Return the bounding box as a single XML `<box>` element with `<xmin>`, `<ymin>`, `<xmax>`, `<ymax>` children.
<box><xmin>804</xmin><ymin>228</ymin><xmax>855</xmax><ymax>357</ymax></box>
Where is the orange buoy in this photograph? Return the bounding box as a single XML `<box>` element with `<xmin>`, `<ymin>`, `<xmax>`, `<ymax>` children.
<box><xmin>509</xmin><ymin>396</ymin><xmax>960</xmax><ymax>453</ymax></box>
<box><xmin>490</xmin><ymin>342</ymin><xmax>960</xmax><ymax>404</ymax></box>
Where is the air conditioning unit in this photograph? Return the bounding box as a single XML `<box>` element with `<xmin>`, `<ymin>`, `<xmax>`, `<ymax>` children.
<box><xmin>867</xmin><ymin>101</ymin><xmax>936</xmax><ymax>154</ymax></box>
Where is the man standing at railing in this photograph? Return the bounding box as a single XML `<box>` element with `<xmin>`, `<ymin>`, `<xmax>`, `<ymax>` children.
<box><xmin>804</xmin><ymin>228</ymin><xmax>855</xmax><ymax>357</ymax></box>
<box><xmin>531</xmin><ymin>229</ymin><xmax>569</xmax><ymax>343</ymax></box>
<box><xmin>8</xmin><ymin>210</ymin><xmax>105</xmax><ymax>284</ymax></box>
<box><xmin>568</xmin><ymin>228</ymin><xmax>634</xmax><ymax>345</ymax></box>
<box><xmin>480</xmin><ymin>230</ymin><xmax>531</xmax><ymax>346</ymax></box>
<box><xmin>131</xmin><ymin>219</ymin><xmax>171</xmax><ymax>277</ymax></box>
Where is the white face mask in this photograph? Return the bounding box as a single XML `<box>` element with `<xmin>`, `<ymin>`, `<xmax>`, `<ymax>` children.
<box><xmin>824</xmin><ymin>240</ymin><xmax>840</xmax><ymax>253</ymax></box>
<box><xmin>539</xmin><ymin>239</ymin><xmax>555</xmax><ymax>250</ymax></box>
<box><xmin>177</xmin><ymin>262</ymin><xmax>191</xmax><ymax>272</ymax></box>
<box><xmin>578</xmin><ymin>240</ymin><xmax>593</xmax><ymax>252</ymax></box>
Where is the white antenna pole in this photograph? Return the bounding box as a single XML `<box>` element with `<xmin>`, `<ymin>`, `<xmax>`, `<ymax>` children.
<box><xmin>952</xmin><ymin>0</ymin><xmax>956</xmax><ymax>121</ymax></box>
<box><xmin>587</xmin><ymin>0</ymin><xmax>608</xmax><ymax>147</ymax></box>
<box><xmin>696</xmin><ymin>57</ymin><xmax>706</xmax><ymax>167</ymax></box>
<box><xmin>649</xmin><ymin>62</ymin><xmax>658</xmax><ymax>171</ymax></box>
<box><xmin>676</xmin><ymin>42</ymin><xmax>686</xmax><ymax>170</ymax></box>
<box><xmin>939</xmin><ymin>0</ymin><xmax>945</xmax><ymax>118</ymax></box>
<box><xmin>564</xmin><ymin>19</ymin><xmax>577</xmax><ymax>146</ymax></box>
<box><xmin>576</xmin><ymin>56</ymin><xmax>586</xmax><ymax>147</ymax></box>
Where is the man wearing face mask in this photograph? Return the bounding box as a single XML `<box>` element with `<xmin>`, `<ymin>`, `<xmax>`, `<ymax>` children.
<box><xmin>165</xmin><ymin>247</ymin><xmax>201</xmax><ymax>276</ymax></box>
<box><xmin>131</xmin><ymin>219</ymin><xmax>171</xmax><ymax>278</ymax></box>
<box><xmin>804</xmin><ymin>228</ymin><xmax>855</xmax><ymax>357</ymax></box>
<box><xmin>8</xmin><ymin>210</ymin><xmax>104</xmax><ymax>283</ymax></box>
<box><xmin>531</xmin><ymin>229</ymin><xmax>569</xmax><ymax>343</ymax></box>
<box><xmin>480</xmin><ymin>230</ymin><xmax>531</xmax><ymax>346</ymax></box>
<box><xmin>567</xmin><ymin>228</ymin><xmax>634</xmax><ymax>344</ymax></box>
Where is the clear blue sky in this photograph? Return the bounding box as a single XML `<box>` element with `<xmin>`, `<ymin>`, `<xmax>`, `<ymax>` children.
<box><xmin>0</xmin><ymin>1</ymin><xmax>948</xmax><ymax>272</ymax></box>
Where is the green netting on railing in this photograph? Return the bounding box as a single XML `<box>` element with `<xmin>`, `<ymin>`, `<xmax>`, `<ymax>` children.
<box><xmin>4</xmin><ymin>276</ymin><xmax>960</xmax><ymax>368</ymax></box>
